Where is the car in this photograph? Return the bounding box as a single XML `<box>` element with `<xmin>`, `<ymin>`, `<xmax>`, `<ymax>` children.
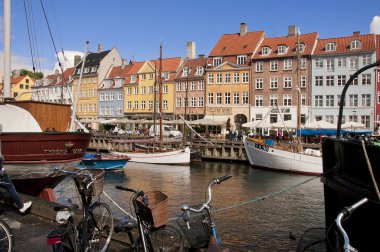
<box><xmin>149</xmin><ymin>125</ymin><xmax>182</xmax><ymax>138</ymax></box>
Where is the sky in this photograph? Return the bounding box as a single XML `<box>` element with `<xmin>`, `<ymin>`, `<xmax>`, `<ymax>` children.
<box><xmin>0</xmin><ymin>0</ymin><xmax>380</xmax><ymax>75</ymax></box>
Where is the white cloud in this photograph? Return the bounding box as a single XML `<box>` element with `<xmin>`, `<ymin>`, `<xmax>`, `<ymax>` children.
<box><xmin>370</xmin><ymin>16</ymin><xmax>380</xmax><ymax>34</ymax></box>
<box><xmin>0</xmin><ymin>52</ymin><xmax>51</xmax><ymax>76</ymax></box>
<box><xmin>53</xmin><ymin>50</ymin><xmax>84</xmax><ymax>73</ymax></box>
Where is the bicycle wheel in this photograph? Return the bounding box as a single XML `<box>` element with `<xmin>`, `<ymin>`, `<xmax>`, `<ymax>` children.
<box><xmin>0</xmin><ymin>219</ymin><xmax>14</xmax><ymax>252</ymax></box>
<box><xmin>86</xmin><ymin>202</ymin><xmax>113</xmax><ymax>252</ymax></box>
<box><xmin>136</xmin><ymin>224</ymin><xmax>183</xmax><ymax>252</ymax></box>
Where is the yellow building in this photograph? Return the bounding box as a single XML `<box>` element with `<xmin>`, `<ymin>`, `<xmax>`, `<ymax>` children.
<box><xmin>9</xmin><ymin>75</ymin><xmax>35</xmax><ymax>100</ymax></box>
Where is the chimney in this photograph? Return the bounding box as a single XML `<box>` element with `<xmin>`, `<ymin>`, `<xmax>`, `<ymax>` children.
<box><xmin>240</xmin><ymin>23</ymin><xmax>248</xmax><ymax>36</ymax></box>
<box><xmin>98</xmin><ymin>43</ymin><xmax>103</xmax><ymax>53</ymax></box>
<box><xmin>198</xmin><ymin>54</ymin><xmax>205</xmax><ymax>58</ymax></box>
<box><xmin>74</xmin><ymin>55</ymin><xmax>81</xmax><ymax>66</ymax></box>
<box><xmin>353</xmin><ymin>31</ymin><xmax>360</xmax><ymax>36</ymax></box>
<box><xmin>121</xmin><ymin>58</ymin><xmax>126</xmax><ymax>69</ymax></box>
<box><xmin>187</xmin><ymin>42</ymin><xmax>196</xmax><ymax>59</ymax></box>
<box><xmin>288</xmin><ymin>25</ymin><xmax>297</xmax><ymax>37</ymax></box>
<box><xmin>55</xmin><ymin>69</ymin><xmax>59</xmax><ymax>74</ymax></box>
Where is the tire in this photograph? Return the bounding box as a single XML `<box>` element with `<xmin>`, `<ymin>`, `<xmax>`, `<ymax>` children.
<box><xmin>136</xmin><ymin>225</ymin><xmax>183</xmax><ymax>252</ymax></box>
<box><xmin>0</xmin><ymin>219</ymin><xmax>14</xmax><ymax>252</ymax></box>
<box><xmin>86</xmin><ymin>202</ymin><xmax>113</xmax><ymax>252</ymax></box>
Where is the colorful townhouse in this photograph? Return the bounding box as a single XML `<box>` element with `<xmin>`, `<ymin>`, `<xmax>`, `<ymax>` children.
<box><xmin>174</xmin><ymin>42</ymin><xmax>208</xmax><ymax>121</ymax></box>
<box><xmin>72</xmin><ymin>45</ymin><xmax>122</xmax><ymax>123</ymax></box>
<box><xmin>9</xmin><ymin>75</ymin><xmax>35</xmax><ymax>100</ymax></box>
<box><xmin>98</xmin><ymin>59</ymin><xmax>134</xmax><ymax>120</ymax></box>
<box><xmin>311</xmin><ymin>32</ymin><xmax>376</xmax><ymax>131</ymax></box>
<box><xmin>250</xmin><ymin>26</ymin><xmax>318</xmax><ymax>126</ymax></box>
<box><xmin>375</xmin><ymin>34</ymin><xmax>380</xmax><ymax>130</ymax></box>
<box><xmin>206</xmin><ymin>23</ymin><xmax>265</xmax><ymax>132</ymax></box>
<box><xmin>124</xmin><ymin>57</ymin><xmax>182</xmax><ymax>120</ymax></box>
<box><xmin>32</xmin><ymin>67</ymin><xmax>74</xmax><ymax>104</ymax></box>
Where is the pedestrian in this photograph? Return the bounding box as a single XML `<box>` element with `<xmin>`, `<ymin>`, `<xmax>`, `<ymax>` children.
<box><xmin>0</xmin><ymin>155</ymin><xmax>32</xmax><ymax>213</ymax></box>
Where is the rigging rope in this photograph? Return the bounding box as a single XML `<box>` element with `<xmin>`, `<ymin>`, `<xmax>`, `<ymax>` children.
<box><xmin>23</xmin><ymin>0</ymin><xmax>36</xmax><ymax>75</ymax></box>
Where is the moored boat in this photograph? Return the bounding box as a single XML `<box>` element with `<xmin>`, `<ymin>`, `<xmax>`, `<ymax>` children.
<box><xmin>76</xmin><ymin>153</ymin><xmax>130</xmax><ymax>170</ymax></box>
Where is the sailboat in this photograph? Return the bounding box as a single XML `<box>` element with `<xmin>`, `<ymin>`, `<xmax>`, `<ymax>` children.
<box><xmin>0</xmin><ymin>0</ymin><xmax>91</xmax><ymax>197</ymax></box>
<box><xmin>243</xmin><ymin>28</ymin><xmax>322</xmax><ymax>175</ymax></box>
<box><xmin>110</xmin><ymin>43</ymin><xmax>190</xmax><ymax>165</ymax></box>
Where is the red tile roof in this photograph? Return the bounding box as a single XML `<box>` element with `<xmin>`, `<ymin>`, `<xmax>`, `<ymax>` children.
<box><xmin>252</xmin><ymin>32</ymin><xmax>318</xmax><ymax>59</ymax></box>
<box><xmin>376</xmin><ymin>34</ymin><xmax>380</xmax><ymax>61</ymax></box>
<box><xmin>151</xmin><ymin>57</ymin><xmax>182</xmax><ymax>72</ymax></box>
<box><xmin>209</xmin><ymin>31</ymin><xmax>265</xmax><ymax>57</ymax></box>
<box><xmin>44</xmin><ymin>67</ymin><xmax>75</xmax><ymax>86</ymax></box>
<box><xmin>108</xmin><ymin>64</ymin><xmax>135</xmax><ymax>78</ymax></box>
<box><xmin>175</xmin><ymin>57</ymin><xmax>208</xmax><ymax>79</ymax></box>
<box><xmin>314</xmin><ymin>33</ymin><xmax>375</xmax><ymax>56</ymax></box>
<box><xmin>11</xmin><ymin>76</ymin><xmax>26</xmax><ymax>84</ymax></box>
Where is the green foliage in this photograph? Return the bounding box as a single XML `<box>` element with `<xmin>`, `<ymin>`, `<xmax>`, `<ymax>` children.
<box><xmin>19</xmin><ymin>69</ymin><xmax>44</xmax><ymax>79</ymax></box>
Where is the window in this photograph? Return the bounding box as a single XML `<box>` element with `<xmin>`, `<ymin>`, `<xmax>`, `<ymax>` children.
<box><xmin>148</xmin><ymin>86</ymin><xmax>153</xmax><ymax>94</ymax></box>
<box><xmin>110</xmin><ymin>92</ymin><xmax>115</xmax><ymax>101</ymax></box>
<box><xmin>216</xmin><ymin>74</ymin><xmax>222</xmax><ymax>84</ymax></box>
<box><xmin>270</xmin><ymin>60</ymin><xmax>278</xmax><ymax>71</ymax></box>
<box><xmin>84</xmin><ymin>67</ymin><xmax>89</xmax><ymax>73</ymax></box>
<box><xmin>216</xmin><ymin>93</ymin><xmax>222</xmax><ymax>104</ymax></box>
<box><xmin>315</xmin><ymin>58</ymin><xmax>323</xmax><ymax>68</ymax></box>
<box><xmin>198</xmin><ymin>97</ymin><xmax>204</xmax><ymax>107</ymax></box>
<box><xmin>262</xmin><ymin>47</ymin><xmax>271</xmax><ymax>55</ymax></box>
<box><xmin>233</xmin><ymin>92</ymin><xmax>240</xmax><ymax>104</ymax></box>
<box><xmin>184</xmin><ymin>82</ymin><xmax>188</xmax><ymax>91</ymax></box>
<box><xmin>326</xmin><ymin>58</ymin><xmax>334</xmax><ymax>71</ymax></box>
<box><xmin>349</xmin><ymin>115</ymin><xmax>358</xmax><ymax>122</ymax></box>
<box><xmin>127</xmin><ymin>101</ymin><xmax>132</xmax><ymax>110</ymax></box>
<box><xmin>163</xmin><ymin>72</ymin><xmax>169</xmax><ymax>80</ymax></box>
<box><xmin>225</xmin><ymin>92</ymin><xmax>231</xmax><ymax>104</ymax></box>
<box><xmin>362</xmin><ymin>94</ymin><xmax>371</xmax><ymax>107</ymax></box>
<box><xmin>20</xmin><ymin>84</ymin><xmax>24</xmax><ymax>89</ymax></box>
<box><xmin>141</xmin><ymin>86</ymin><xmax>146</xmax><ymax>94</ymax></box>
<box><xmin>196</xmin><ymin>66</ymin><xmax>204</xmax><ymax>75</ymax></box>
<box><xmin>362</xmin><ymin>74</ymin><xmax>371</xmax><ymax>85</ymax></box>
<box><xmin>133</xmin><ymin>87</ymin><xmax>139</xmax><ymax>95</ymax></box>
<box><xmin>198</xmin><ymin>81</ymin><xmax>204</xmax><ymax>90</ymax></box>
<box><xmin>349</xmin><ymin>57</ymin><xmax>358</xmax><ymax>70</ymax></box>
<box><xmin>278</xmin><ymin>45</ymin><xmax>287</xmax><ymax>54</ymax></box>
<box><xmin>225</xmin><ymin>73</ymin><xmax>231</xmax><ymax>83</ymax></box>
<box><xmin>256</xmin><ymin>61</ymin><xmax>263</xmax><ymax>72</ymax></box>
<box><xmin>270</xmin><ymin>95</ymin><xmax>278</xmax><ymax>106</ymax></box>
<box><xmin>176</xmin><ymin>82</ymin><xmax>181</xmax><ymax>91</ymax></box>
<box><xmin>91</xmin><ymin>66</ymin><xmax>97</xmax><ymax>72</ymax></box>
<box><xmin>141</xmin><ymin>74</ymin><xmax>146</xmax><ymax>80</ymax></box>
<box><xmin>378</xmin><ymin>91</ymin><xmax>380</xmax><ymax>104</ymax></box>
<box><xmin>117</xmin><ymin>107</ymin><xmax>122</xmax><ymax>115</ymax></box>
<box><xmin>301</xmin><ymin>94</ymin><xmax>307</xmax><ymax>106</ymax></box>
<box><xmin>314</xmin><ymin>95</ymin><xmax>323</xmax><ymax>107</ymax></box>
<box><xmin>325</xmin><ymin>115</ymin><xmax>334</xmax><ymax>124</ymax></box>
<box><xmin>131</xmin><ymin>75</ymin><xmax>137</xmax><ymax>83</ymax></box>
<box><xmin>300</xmin><ymin>58</ymin><xmax>307</xmax><ymax>69</ymax></box>
<box><xmin>242</xmin><ymin>73</ymin><xmax>249</xmax><ymax>83</ymax></box>
<box><xmin>315</xmin><ymin>76</ymin><xmax>323</xmax><ymax>86</ymax></box>
<box><xmin>284</xmin><ymin>59</ymin><xmax>292</xmax><ymax>70</ymax></box>
<box><xmin>283</xmin><ymin>77</ymin><xmax>292</xmax><ymax>88</ymax></box>
<box><xmin>337</xmin><ymin>57</ymin><xmax>346</xmax><ymax>67</ymax></box>
<box><xmin>163</xmin><ymin>100</ymin><xmax>168</xmax><ymax>110</ymax></box>
<box><xmin>233</xmin><ymin>73</ymin><xmax>240</xmax><ymax>83</ymax></box>
<box><xmin>326</xmin><ymin>76</ymin><xmax>334</xmax><ymax>86</ymax></box>
<box><xmin>296</xmin><ymin>43</ymin><xmax>305</xmax><ymax>53</ymax></box>
<box><xmin>191</xmin><ymin>81</ymin><xmax>196</xmax><ymax>90</ymax></box>
<box><xmin>182</xmin><ymin>67</ymin><xmax>189</xmax><ymax>77</ymax></box>
<box><xmin>213</xmin><ymin>58</ymin><xmax>222</xmax><ymax>66</ymax></box>
<box><xmin>299</xmin><ymin>76</ymin><xmax>307</xmax><ymax>87</ymax></box>
<box><xmin>326</xmin><ymin>95</ymin><xmax>334</xmax><ymax>107</ymax></box>
<box><xmin>349</xmin><ymin>75</ymin><xmax>358</xmax><ymax>85</ymax></box>
<box><xmin>117</xmin><ymin>92</ymin><xmax>122</xmax><ymax>100</ymax></box>
<box><xmin>176</xmin><ymin>98</ymin><xmax>181</xmax><ymax>107</ymax></box>
<box><xmin>270</xmin><ymin>78</ymin><xmax>278</xmax><ymax>89</ymax></box>
<box><xmin>255</xmin><ymin>78</ymin><xmax>263</xmax><ymax>89</ymax></box>
<box><xmin>325</xmin><ymin>42</ymin><xmax>336</xmax><ymax>51</ymax></box>
<box><xmin>148</xmin><ymin>100</ymin><xmax>153</xmax><ymax>109</ymax></box>
<box><xmin>350</xmin><ymin>40</ymin><xmax>361</xmax><ymax>49</ymax></box>
<box><xmin>361</xmin><ymin>115</ymin><xmax>370</xmax><ymax>128</ymax></box>
<box><xmin>99</xmin><ymin>93</ymin><xmax>104</xmax><ymax>101</ymax></box>
<box><xmin>338</xmin><ymin>75</ymin><xmax>346</xmax><ymax>86</ymax></box>
<box><xmin>208</xmin><ymin>93</ymin><xmax>214</xmax><ymax>104</ymax></box>
<box><xmin>208</xmin><ymin>74</ymin><xmax>214</xmax><ymax>84</ymax></box>
<box><xmin>362</xmin><ymin>55</ymin><xmax>372</xmax><ymax>66</ymax></box>
<box><xmin>134</xmin><ymin>101</ymin><xmax>138</xmax><ymax>110</ymax></box>
<box><xmin>237</xmin><ymin>55</ymin><xmax>247</xmax><ymax>65</ymax></box>
<box><xmin>255</xmin><ymin>95</ymin><xmax>263</xmax><ymax>107</ymax></box>
<box><xmin>242</xmin><ymin>92</ymin><xmax>249</xmax><ymax>104</ymax></box>
<box><xmin>191</xmin><ymin>97</ymin><xmax>196</xmax><ymax>107</ymax></box>
<box><xmin>349</xmin><ymin>94</ymin><xmax>358</xmax><ymax>106</ymax></box>
<box><xmin>163</xmin><ymin>85</ymin><xmax>168</xmax><ymax>93</ymax></box>
<box><xmin>149</xmin><ymin>73</ymin><xmax>154</xmax><ymax>79</ymax></box>
<box><xmin>283</xmin><ymin>94</ymin><xmax>292</xmax><ymax>106</ymax></box>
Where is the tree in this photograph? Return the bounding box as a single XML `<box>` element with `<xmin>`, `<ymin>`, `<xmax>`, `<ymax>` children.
<box><xmin>19</xmin><ymin>69</ymin><xmax>44</xmax><ymax>79</ymax></box>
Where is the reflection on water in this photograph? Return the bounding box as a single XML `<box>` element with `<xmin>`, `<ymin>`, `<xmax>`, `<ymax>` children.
<box><xmin>55</xmin><ymin>161</ymin><xmax>325</xmax><ymax>251</ymax></box>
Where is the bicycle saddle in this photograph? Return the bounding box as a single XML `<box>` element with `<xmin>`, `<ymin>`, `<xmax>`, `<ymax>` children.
<box><xmin>53</xmin><ymin>203</ymin><xmax>79</xmax><ymax>212</ymax></box>
<box><xmin>114</xmin><ymin>216</ymin><xmax>137</xmax><ymax>233</ymax></box>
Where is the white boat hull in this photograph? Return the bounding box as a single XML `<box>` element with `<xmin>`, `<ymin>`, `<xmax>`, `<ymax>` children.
<box><xmin>243</xmin><ymin>137</ymin><xmax>322</xmax><ymax>175</ymax></box>
<box><xmin>111</xmin><ymin>147</ymin><xmax>191</xmax><ymax>165</ymax></box>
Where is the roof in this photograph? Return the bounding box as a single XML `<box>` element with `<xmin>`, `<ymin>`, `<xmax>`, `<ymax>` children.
<box><xmin>175</xmin><ymin>57</ymin><xmax>208</xmax><ymax>80</ymax></box>
<box><xmin>108</xmin><ymin>64</ymin><xmax>135</xmax><ymax>79</ymax></box>
<box><xmin>10</xmin><ymin>76</ymin><xmax>26</xmax><ymax>84</ymax></box>
<box><xmin>209</xmin><ymin>31</ymin><xmax>265</xmax><ymax>57</ymax></box>
<box><xmin>252</xmin><ymin>32</ymin><xmax>318</xmax><ymax>59</ymax></box>
<box><xmin>376</xmin><ymin>34</ymin><xmax>380</xmax><ymax>61</ymax></box>
<box><xmin>42</xmin><ymin>67</ymin><xmax>75</xmax><ymax>86</ymax></box>
<box><xmin>151</xmin><ymin>57</ymin><xmax>182</xmax><ymax>72</ymax></box>
<box><xmin>76</xmin><ymin>50</ymin><xmax>111</xmax><ymax>68</ymax></box>
<box><xmin>314</xmin><ymin>33</ymin><xmax>375</xmax><ymax>56</ymax></box>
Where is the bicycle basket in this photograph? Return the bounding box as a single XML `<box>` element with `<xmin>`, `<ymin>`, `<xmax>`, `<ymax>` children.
<box><xmin>136</xmin><ymin>191</ymin><xmax>168</xmax><ymax>228</ymax></box>
<box><xmin>177</xmin><ymin>207</ymin><xmax>211</xmax><ymax>248</ymax></box>
<box><xmin>73</xmin><ymin>169</ymin><xmax>105</xmax><ymax>196</ymax></box>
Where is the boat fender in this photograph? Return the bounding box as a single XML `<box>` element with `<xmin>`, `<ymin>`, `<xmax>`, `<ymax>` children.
<box><xmin>38</xmin><ymin>188</ymin><xmax>57</xmax><ymax>202</ymax></box>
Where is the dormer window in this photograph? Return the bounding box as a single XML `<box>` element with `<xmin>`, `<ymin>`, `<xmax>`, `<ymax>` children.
<box><xmin>325</xmin><ymin>42</ymin><xmax>336</xmax><ymax>51</ymax></box>
<box><xmin>237</xmin><ymin>55</ymin><xmax>247</xmax><ymax>65</ymax></box>
<box><xmin>130</xmin><ymin>75</ymin><xmax>137</xmax><ymax>83</ymax></box>
<box><xmin>57</xmin><ymin>77</ymin><xmax>62</xmax><ymax>83</ymax></box>
<box><xmin>262</xmin><ymin>47</ymin><xmax>271</xmax><ymax>56</ymax></box>
<box><xmin>196</xmin><ymin>66</ymin><xmax>204</xmax><ymax>75</ymax></box>
<box><xmin>76</xmin><ymin>68</ymin><xmax>81</xmax><ymax>74</ymax></box>
<box><xmin>296</xmin><ymin>43</ymin><xmax>305</xmax><ymax>53</ymax></box>
<box><xmin>350</xmin><ymin>40</ymin><xmax>361</xmax><ymax>50</ymax></box>
<box><xmin>278</xmin><ymin>45</ymin><xmax>287</xmax><ymax>54</ymax></box>
<box><xmin>84</xmin><ymin>67</ymin><xmax>90</xmax><ymax>73</ymax></box>
<box><xmin>115</xmin><ymin>78</ymin><xmax>124</xmax><ymax>87</ymax></box>
<box><xmin>163</xmin><ymin>72</ymin><xmax>170</xmax><ymax>80</ymax></box>
<box><xmin>91</xmin><ymin>66</ymin><xmax>97</xmax><ymax>72</ymax></box>
<box><xmin>182</xmin><ymin>67</ymin><xmax>189</xmax><ymax>77</ymax></box>
<box><xmin>213</xmin><ymin>57</ymin><xmax>222</xmax><ymax>66</ymax></box>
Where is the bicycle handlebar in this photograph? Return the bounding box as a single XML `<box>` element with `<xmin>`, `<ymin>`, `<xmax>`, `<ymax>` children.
<box><xmin>335</xmin><ymin>198</ymin><xmax>368</xmax><ymax>252</ymax></box>
<box><xmin>48</xmin><ymin>168</ymin><xmax>100</xmax><ymax>189</ymax></box>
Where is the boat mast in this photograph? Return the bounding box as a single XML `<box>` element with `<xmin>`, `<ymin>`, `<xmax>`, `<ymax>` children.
<box><xmin>3</xmin><ymin>0</ymin><xmax>11</xmax><ymax>99</ymax></box>
<box><xmin>159</xmin><ymin>42</ymin><xmax>163</xmax><ymax>147</ymax></box>
<box><xmin>296</xmin><ymin>27</ymin><xmax>303</xmax><ymax>152</ymax></box>
<box><xmin>69</xmin><ymin>41</ymin><xmax>89</xmax><ymax>132</ymax></box>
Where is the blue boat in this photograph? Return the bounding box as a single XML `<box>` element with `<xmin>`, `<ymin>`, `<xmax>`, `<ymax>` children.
<box><xmin>76</xmin><ymin>153</ymin><xmax>131</xmax><ymax>170</ymax></box>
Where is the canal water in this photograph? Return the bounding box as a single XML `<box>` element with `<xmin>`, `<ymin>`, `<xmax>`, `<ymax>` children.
<box><xmin>54</xmin><ymin>161</ymin><xmax>325</xmax><ymax>251</ymax></box>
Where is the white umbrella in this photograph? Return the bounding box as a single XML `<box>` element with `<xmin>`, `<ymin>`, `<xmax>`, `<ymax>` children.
<box><xmin>341</xmin><ymin>121</ymin><xmax>365</xmax><ymax>129</ymax></box>
<box><xmin>188</xmin><ymin>118</ymin><xmax>223</xmax><ymax>126</ymax></box>
<box><xmin>242</xmin><ymin>120</ymin><xmax>272</xmax><ymax>128</ymax></box>
<box><xmin>272</xmin><ymin>120</ymin><xmax>297</xmax><ymax>129</ymax></box>
<box><xmin>303</xmin><ymin>120</ymin><xmax>336</xmax><ymax>129</ymax></box>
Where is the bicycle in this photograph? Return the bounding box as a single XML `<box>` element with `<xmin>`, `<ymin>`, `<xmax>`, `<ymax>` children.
<box><xmin>46</xmin><ymin>168</ymin><xmax>113</xmax><ymax>252</ymax></box>
<box><xmin>0</xmin><ymin>188</ymin><xmax>14</xmax><ymax>252</ymax></box>
<box><xmin>330</xmin><ymin>197</ymin><xmax>368</xmax><ymax>252</ymax></box>
<box><xmin>114</xmin><ymin>185</ymin><xmax>183</xmax><ymax>251</ymax></box>
<box><xmin>177</xmin><ymin>174</ymin><xmax>232</xmax><ymax>251</ymax></box>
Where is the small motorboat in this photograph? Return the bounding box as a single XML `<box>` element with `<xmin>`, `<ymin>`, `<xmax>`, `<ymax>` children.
<box><xmin>76</xmin><ymin>152</ymin><xmax>131</xmax><ymax>170</ymax></box>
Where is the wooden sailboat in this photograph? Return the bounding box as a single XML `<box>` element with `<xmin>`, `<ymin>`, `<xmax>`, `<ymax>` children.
<box><xmin>243</xmin><ymin>28</ymin><xmax>322</xmax><ymax>175</ymax></box>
